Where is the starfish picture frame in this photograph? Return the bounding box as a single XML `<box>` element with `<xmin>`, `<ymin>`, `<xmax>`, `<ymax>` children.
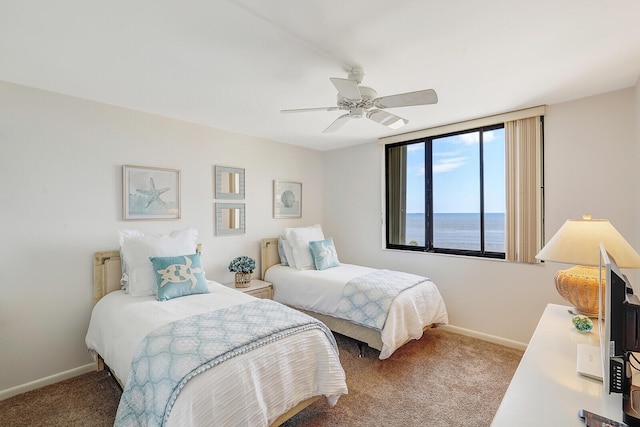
<box><xmin>123</xmin><ymin>165</ymin><xmax>181</xmax><ymax>220</ymax></box>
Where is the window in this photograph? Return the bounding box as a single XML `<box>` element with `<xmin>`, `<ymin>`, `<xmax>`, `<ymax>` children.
<box><xmin>386</xmin><ymin>125</ymin><xmax>506</xmax><ymax>258</ymax></box>
<box><xmin>383</xmin><ymin>107</ymin><xmax>544</xmax><ymax>262</ymax></box>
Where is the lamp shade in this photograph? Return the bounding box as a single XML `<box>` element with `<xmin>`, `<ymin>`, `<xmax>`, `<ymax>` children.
<box><xmin>535</xmin><ymin>216</ymin><xmax>640</xmax><ymax>268</ymax></box>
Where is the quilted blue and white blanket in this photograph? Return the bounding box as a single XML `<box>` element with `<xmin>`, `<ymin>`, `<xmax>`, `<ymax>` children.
<box><xmin>333</xmin><ymin>270</ymin><xmax>430</xmax><ymax>330</ymax></box>
<box><xmin>114</xmin><ymin>299</ymin><xmax>335</xmax><ymax>427</ymax></box>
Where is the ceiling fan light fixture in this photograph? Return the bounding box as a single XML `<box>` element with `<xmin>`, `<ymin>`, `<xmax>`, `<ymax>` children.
<box><xmin>281</xmin><ymin>69</ymin><xmax>436</xmax><ymax>134</ymax></box>
<box><xmin>350</xmin><ymin>107</ymin><xmax>365</xmax><ymax>118</ymax></box>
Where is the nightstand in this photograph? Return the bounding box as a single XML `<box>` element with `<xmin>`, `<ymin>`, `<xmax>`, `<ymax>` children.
<box><xmin>227</xmin><ymin>279</ymin><xmax>273</xmax><ymax>299</ymax></box>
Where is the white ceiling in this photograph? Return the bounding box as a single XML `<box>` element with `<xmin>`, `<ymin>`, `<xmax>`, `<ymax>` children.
<box><xmin>1</xmin><ymin>0</ymin><xmax>639</xmax><ymax>151</ymax></box>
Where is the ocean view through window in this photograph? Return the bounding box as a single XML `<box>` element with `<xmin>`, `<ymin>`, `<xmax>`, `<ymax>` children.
<box><xmin>386</xmin><ymin>124</ymin><xmax>506</xmax><ymax>258</ymax></box>
<box><xmin>405</xmin><ymin>213</ymin><xmax>505</xmax><ymax>252</ymax></box>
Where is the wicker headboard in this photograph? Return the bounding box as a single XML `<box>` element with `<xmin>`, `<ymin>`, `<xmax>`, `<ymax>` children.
<box><xmin>93</xmin><ymin>250</ymin><xmax>123</xmax><ymax>302</ymax></box>
<box><xmin>93</xmin><ymin>244</ymin><xmax>202</xmax><ymax>303</ymax></box>
<box><xmin>260</xmin><ymin>237</ymin><xmax>280</xmax><ymax>280</ymax></box>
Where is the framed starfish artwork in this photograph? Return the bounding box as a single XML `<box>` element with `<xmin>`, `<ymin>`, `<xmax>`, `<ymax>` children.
<box><xmin>123</xmin><ymin>165</ymin><xmax>181</xmax><ymax>220</ymax></box>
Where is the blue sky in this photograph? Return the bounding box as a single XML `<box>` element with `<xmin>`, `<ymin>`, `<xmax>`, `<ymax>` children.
<box><xmin>406</xmin><ymin>128</ymin><xmax>505</xmax><ymax>214</ymax></box>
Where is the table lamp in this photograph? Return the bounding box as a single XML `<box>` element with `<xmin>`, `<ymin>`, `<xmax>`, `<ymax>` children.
<box><xmin>535</xmin><ymin>214</ymin><xmax>640</xmax><ymax>317</ymax></box>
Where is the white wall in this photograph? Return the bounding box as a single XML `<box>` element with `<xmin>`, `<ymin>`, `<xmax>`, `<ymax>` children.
<box><xmin>2</xmin><ymin>78</ymin><xmax>639</xmax><ymax>397</ymax></box>
<box><xmin>0</xmin><ymin>81</ymin><xmax>323</xmax><ymax>395</ymax></box>
<box><xmin>323</xmin><ymin>86</ymin><xmax>640</xmax><ymax>345</ymax></box>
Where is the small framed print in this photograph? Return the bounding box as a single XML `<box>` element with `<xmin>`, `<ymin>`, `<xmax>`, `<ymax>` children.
<box><xmin>123</xmin><ymin>165</ymin><xmax>181</xmax><ymax>220</ymax></box>
<box><xmin>273</xmin><ymin>180</ymin><xmax>302</xmax><ymax>218</ymax></box>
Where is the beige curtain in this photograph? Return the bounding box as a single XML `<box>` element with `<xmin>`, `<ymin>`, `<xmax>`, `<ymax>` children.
<box><xmin>505</xmin><ymin>117</ymin><xmax>543</xmax><ymax>263</ymax></box>
<box><xmin>387</xmin><ymin>145</ymin><xmax>407</xmax><ymax>245</ymax></box>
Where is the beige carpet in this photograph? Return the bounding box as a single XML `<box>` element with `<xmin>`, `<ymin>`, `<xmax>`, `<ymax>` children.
<box><xmin>0</xmin><ymin>328</ymin><xmax>522</xmax><ymax>426</ymax></box>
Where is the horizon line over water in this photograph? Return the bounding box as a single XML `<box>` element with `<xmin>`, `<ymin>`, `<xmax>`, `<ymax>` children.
<box><xmin>407</xmin><ymin>212</ymin><xmax>505</xmax><ymax>218</ymax></box>
<box><xmin>405</xmin><ymin>212</ymin><xmax>505</xmax><ymax>252</ymax></box>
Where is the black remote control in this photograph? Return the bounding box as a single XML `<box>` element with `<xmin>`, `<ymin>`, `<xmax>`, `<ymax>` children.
<box><xmin>578</xmin><ymin>409</ymin><xmax>628</xmax><ymax>427</ymax></box>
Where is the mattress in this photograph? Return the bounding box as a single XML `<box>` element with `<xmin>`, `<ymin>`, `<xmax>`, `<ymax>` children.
<box><xmin>265</xmin><ymin>263</ymin><xmax>449</xmax><ymax>359</ymax></box>
<box><xmin>85</xmin><ymin>281</ymin><xmax>347</xmax><ymax>426</ymax></box>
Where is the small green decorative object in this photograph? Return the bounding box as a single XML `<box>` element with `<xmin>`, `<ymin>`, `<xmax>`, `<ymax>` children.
<box><xmin>229</xmin><ymin>256</ymin><xmax>255</xmax><ymax>288</ymax></box>
<box><xmin>572</xmin><ymin>315</ymin><xmax>593</xmax><ymax>332</ymax></box>
<box><xmin>228</xmin><ymin>256</ymin><xmax>256</xmax><ymax>274</ymax></box>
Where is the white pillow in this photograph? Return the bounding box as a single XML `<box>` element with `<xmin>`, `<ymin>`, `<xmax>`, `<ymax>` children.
<box><xmin>119</xmin><ymin>228</ymin><xmax>199</xmax><ymax>296</ymax></box>
<box><xmin>285</xmin><ymin>224</ymin><xmax>325</xmax><ymax>270</ymax></box>
<box><xmin>118</xmin><ymin>229</ymin><xmax>144</xmax><ymax>291</ymax></box>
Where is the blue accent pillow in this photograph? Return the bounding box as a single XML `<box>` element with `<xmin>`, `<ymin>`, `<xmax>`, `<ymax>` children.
<box><xmin>277</xmin><ymin>235</ymin><xmax>289</xmax><ymax>266</ymax></box>
<box><xmin>149</xmin><ymin>253</ymin><xmax>210</xmax><ymax>301</ymax></box>
<box><xmin>309</xmin><ymin>237</ymin><xmax>340</xmax><ymax>271</ymax></box>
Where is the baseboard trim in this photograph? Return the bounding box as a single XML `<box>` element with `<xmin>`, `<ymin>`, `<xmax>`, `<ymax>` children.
<box><xmin>440</xmin><ymin>324</ymin><xmax>528</xmax><ymax>351</ymax></box>
<box><xmin>0</xmin><ymin>363</ymin><xmax>96</xmax><ymax>401</ymax></box>
<box><xmin>1</xmin><ymin>326</ymin><xmax>527</xmax><ymax>401</ymax></box>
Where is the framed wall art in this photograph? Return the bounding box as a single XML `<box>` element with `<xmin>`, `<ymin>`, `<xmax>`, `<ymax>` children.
<box><xmin>273</xmin><ymin>180</ymin><xmax>302</xmax><ymax>218</ymax></box>
<box><xmin>123</xmin><ymin>165</ymin><xmax>181</xmax><ymax>220</ymax></box>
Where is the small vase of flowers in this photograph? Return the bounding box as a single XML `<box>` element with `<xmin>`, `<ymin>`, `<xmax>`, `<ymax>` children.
<box><xmin>229</xmin><ymin>256</ymin><xmax>255</xmax><ymax>288</ymax></box>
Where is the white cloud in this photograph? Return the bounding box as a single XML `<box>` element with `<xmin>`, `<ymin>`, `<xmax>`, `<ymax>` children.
<box><xmin>434</xmin><ymin>157</ymin><xmax>466</xmax><ymax>173</ymax></box>
<box><xmin>456</xmin><ymin>133</ymin><xmax>479</xmax><ymax>145</ymax></box>
<box><xmin>446</xmin><ymin>130</ymin><xmax>499</xmax><ymax>145</ymax></box>
<box><xmin>433</xmin><ymin>150</ymin><xmax>460</xmax><ymax>157</ymax></box>
<box><xmin>484</xmin><ymin>130</ymin><xmax>497</xmax><ymax>143</ymax></box>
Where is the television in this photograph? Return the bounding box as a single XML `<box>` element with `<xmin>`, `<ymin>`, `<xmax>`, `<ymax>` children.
<box><xmin>599</xmin><ymin>244</ymin><xmax>640</xmax><ymax>425</ymax></box>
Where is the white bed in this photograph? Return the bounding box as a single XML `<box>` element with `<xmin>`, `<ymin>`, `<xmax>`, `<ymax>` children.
<box><xmin>86</xmin><ymin>248</ymin><xmax>347</xmax><ymax>427</ymax></box>
<box><xmin>261</xmin><ymin>237</ymin><xmax>449</xmax><ymax>359</ymax></box>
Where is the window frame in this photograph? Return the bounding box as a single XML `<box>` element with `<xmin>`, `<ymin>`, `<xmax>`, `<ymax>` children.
<box><xmin>385</xmin><ymin>123</ymin><xmax>506</xmax><ymax>260</ymax></box>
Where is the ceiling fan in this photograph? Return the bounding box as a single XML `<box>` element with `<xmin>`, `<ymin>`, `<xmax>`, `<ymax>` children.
<box><xmin>281</xmin><ymin>68</ymin><xmax>438</xmax><ymax>133</ymax></box>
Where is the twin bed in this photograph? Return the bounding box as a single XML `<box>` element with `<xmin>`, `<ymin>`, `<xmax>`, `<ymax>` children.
<box><xmin>261</xmin><ymin>236</ymin><xmax>448</xmax><ymax>358</ymax></box>
<box><xmin>85</xmin><ymin>233</ymin><xmax>347</xmax><ymax>427</ymax></box>
<box><xmin>85</xmin><ymin>227</ymin><xmax>448</xmax><ymax>426</ymax></box>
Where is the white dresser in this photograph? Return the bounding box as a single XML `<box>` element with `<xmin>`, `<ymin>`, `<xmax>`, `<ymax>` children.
<box><xmin>492</xmin><ymin>303</ymin><xmax>623</xmax><ymax>426</ymax></box>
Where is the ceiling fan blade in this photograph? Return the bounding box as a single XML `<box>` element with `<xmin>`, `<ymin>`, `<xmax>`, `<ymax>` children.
<box><xmin>281</xmin><ymin>106</ymin><xmax>340</xmax><ymax>113</ymax></box>
<box><xmin>367</xmin><ymin>109</ymin><xmax>408</xmax><ymax>129</ymax></box>
<box><xmin>374</xmin><ymin>89</ymin><xmax>438</xmax><ymax>109</ymax></box>
<box><xmin>330</xmin><ymin>77</ymin><xmax>362</xmax><ymax>101</ymax></box>
<box><xmin>323</xmin><ymin>114</ymin><xmax>351</xmax><ymax>133</ymax></box>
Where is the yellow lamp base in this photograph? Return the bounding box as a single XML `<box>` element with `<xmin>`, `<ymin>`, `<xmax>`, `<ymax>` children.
<box><xmin>554</xmin><ymin>265</ymin><xmax>604</xmax><ymax>318</ymax></box>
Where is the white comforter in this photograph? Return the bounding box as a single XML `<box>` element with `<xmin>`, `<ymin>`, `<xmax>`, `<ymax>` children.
<box><xmin>85</xmin><ymin>281</ymin><xmax>347</xmax><ymax>426</ymax></box>
<box><xmin>265</xmin><ymin>263</ymin><xmax>449</xmax><ymax>359</ymax></box>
